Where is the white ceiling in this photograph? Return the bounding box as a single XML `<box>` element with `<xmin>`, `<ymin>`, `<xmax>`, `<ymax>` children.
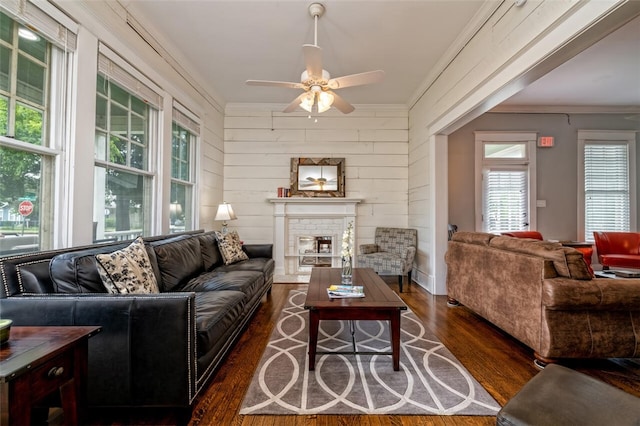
<box><xmin>122</xmin><ymin>1</ymin><xmax>640</xmax><ymax>111</ymax></box>
<box><xmin>502</xmin><ymin>14</ymin><xmax>640</xmax><ymax>108</ymax></box>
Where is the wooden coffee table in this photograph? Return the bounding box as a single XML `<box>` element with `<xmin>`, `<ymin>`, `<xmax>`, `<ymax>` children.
<box><xmin>304</xmin><ymin>267</ymin><xmax>407</xmax><ymax>371</ymax></box>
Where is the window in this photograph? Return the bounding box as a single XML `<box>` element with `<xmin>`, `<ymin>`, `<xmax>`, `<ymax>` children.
<box><xmin>0</xmin><ymin>5</ymin><xmax>76</xmax><ymax>255</ymax></box>
<box><xmin>93</xmin><ymin>46</ymin><xmax>161</xmax><ymax>242</ymax></box>
<box><xmin>578</xmin><ymin>130</ymin><xmax>637</xmax><ymax>242</ymax></box>
<box><xmin>475</xmin><ymin>132</ymin><xmax>537</xmax><ymax>233</ymax></box>
<box><xmin>170</xmin><ymin>104</ymin><xmax>198</xmax><ymax>233</ymax></box>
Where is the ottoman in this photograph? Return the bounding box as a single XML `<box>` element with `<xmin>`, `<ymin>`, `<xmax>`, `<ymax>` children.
<box><xmin>497</xmin><ymin>364</ymin><xmax>640</xmax><ymax>425</ymax></box>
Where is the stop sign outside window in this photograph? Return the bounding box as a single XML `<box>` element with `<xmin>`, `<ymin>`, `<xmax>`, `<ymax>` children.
<box><xmin>18</xmin><ymin>200</ymin><xmax>34</xmax><ymax>217</ymax></box>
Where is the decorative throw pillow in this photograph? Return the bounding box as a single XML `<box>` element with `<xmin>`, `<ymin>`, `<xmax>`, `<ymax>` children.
<box><xmin>95</xmin><ymin>237</ymin><xmax>160</xmax><ymax>294</ymax></box>
<box><xmin>215</xmin><ymin>230</ymin><xmax>249</xmax><ymax>265</ymax></box>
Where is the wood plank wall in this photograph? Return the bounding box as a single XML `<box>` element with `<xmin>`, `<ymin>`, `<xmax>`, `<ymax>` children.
<box><xmin>222</xmin><ymin>104</ymin><xmax>410</xmax><ymax>255</ymax></box>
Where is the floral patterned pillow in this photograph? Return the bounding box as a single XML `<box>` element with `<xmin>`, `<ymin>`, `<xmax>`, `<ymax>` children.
<box><xmin>95</xmin><ymin>237</ymin><xmax>160</xmax><ymax>294</ymax></box>
<box><xmin>215</xmin><ymin>230</ymin><xmax>249</xmax><ymax>265</ymax></box>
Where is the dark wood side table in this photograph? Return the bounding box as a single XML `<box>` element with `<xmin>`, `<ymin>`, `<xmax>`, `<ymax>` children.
<box><xmin>0</xmin><ymin>326</ymin><xmax>101</xmax><ymax>426</ymax></box>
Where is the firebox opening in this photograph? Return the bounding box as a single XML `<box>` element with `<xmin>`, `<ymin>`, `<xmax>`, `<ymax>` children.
<box><xmin>298</xmin><ymin>235</ymin><xmax>333</xmax><ymax>268</ymax></box>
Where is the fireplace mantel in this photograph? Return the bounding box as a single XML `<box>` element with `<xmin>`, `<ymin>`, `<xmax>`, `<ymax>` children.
<box><xmin>269</xmin><ymin>198</ymin><xmax>362</xmax><ymax>281</ymax></box>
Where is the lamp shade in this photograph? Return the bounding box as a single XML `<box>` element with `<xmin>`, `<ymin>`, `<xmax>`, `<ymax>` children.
<box><xmin>317</xmin><ymin>91</ymin><xmax>334</xmax><ymax>113</ymax></box>
<box><xmin>215</xmin><ymin>203</ymin><xmax>237</xmax><ymax>222</ymax></box>
<box><xmin>299</xmin><ymin>88</ymin><xmax>335</xmax><ymax>114</ymax></box>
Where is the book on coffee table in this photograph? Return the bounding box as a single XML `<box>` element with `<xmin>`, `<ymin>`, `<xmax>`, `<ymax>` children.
<box><xmin>327</xmin><ymin>285</ymin><xmax>365</xmax><ymax>298</ymax></box>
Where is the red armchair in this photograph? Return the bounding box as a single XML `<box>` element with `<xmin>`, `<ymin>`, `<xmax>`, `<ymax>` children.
<box><xmin>593</xmin><ymin>232</ymin><xmax>640</xmax><ymax>270</ymax></box>
<box><xmin>502</xmin><ymin>231</ymin><xmax>543</xmax><ymax>240</ymax></box>
<box><xmin>503</xmin><ymin>231</ymin><xmax>594</xmax><ymax>275</ymax></box>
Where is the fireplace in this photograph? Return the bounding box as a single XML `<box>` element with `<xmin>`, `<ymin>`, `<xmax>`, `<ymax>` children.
<box><xmin>269</xmin><ymin>198</ymin><xmax>362</xmax><ymax>281</ymax></box>
<box><xmin>298</xmin><ymin>235</ymin><xmax>333</xmax><ymax>269</ymax></box>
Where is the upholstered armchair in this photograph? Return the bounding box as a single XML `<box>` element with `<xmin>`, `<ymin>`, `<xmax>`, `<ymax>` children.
<box><xmin>357</xmin><ymin>227</ymin><xmax>417</xmax><ymax>292</ymax></box>
<box><xmin>593</xmin><ymin>231</ymin><xmax>640</xmax><ymax>270</ymax></box>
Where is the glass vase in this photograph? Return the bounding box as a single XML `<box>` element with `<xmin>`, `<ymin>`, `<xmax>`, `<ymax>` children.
<box><xmin>341</xmin><ymin>255</ymin><xmax>353</xmax><ymax>283</ymax></box>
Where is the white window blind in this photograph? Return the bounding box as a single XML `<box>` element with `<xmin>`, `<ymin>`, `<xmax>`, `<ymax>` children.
<box><xmin>483</xmin><ymin>168</ymin><xmax>528</xmax><ymax>233</ymax></box>
<box><xmin>584</xmin><ymin>143</ymin><xmax>630</xmax><ymax>236</ymax></box>
<box><xmin>97</xmin><ymin>44</ymin><xmax>162</xmax><ymax>109</ymax></box>
<box><xmin>0</xmin><ymin>0</ymin><xmax>77</xmax><ymax>51</ymax></box>
<box><xmin>172</xmin><ymin>101</ymin><xmax>200</xmax><ymax>136</ymax></box>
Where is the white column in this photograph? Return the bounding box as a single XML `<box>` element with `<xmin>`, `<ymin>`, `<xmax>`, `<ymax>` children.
<box><xmin>272</xmin><ymin>201</ymin><xmax>286</xmax><ymax>276</ymax></box>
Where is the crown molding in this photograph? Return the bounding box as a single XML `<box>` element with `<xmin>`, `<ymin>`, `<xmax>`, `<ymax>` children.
<box><xmin>488</xmin><ymin>105</ymin><xmax>640</xmax><ymax>114</ymax></box>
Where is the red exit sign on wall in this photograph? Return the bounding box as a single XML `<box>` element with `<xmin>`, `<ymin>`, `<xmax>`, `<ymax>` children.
<box><xmin>538</xmin><ymin>136</ymin><xmax>555</xmax><ymax>147</ymax></box>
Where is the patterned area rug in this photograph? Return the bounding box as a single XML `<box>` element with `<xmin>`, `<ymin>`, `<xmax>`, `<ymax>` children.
<box><xmin>240</xmin><ymin>289</ymin><xmax>500</xmax><ymax>415</ymax></box>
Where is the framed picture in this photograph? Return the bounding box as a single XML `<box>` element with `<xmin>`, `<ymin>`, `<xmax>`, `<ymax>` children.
<box><xmin>290</xmin><ymin>157</ymin><xmax>345</xmax><ymax>197</ymax></box>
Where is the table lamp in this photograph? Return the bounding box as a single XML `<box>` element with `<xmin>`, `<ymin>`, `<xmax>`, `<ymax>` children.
<box><xmin>215</xmin><ymin>202</ymin><xmax>237</xmax><ymax>234</ymax></box>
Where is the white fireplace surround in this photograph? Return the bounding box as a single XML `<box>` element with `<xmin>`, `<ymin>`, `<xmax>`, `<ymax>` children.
<box><xmin>269</xmin><ymin>198</ymin><xmax>362</xmax><ymax>282</ymax></box>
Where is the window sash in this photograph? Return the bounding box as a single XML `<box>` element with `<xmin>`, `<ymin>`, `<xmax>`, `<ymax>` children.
<box><xmin>1</xmin><ymin>11</ymin><xmax>50</xmax><ymax>145</ymax></box>
<box><xmin>170</xmin><ymin>115</ymin><xmax>196</xmax><ymax>232</ymax></box>
<box><xmin>94</xmin><ymin>61</ymin><xmax>158</xmax><ymax>239</ymax></box>
<box><xmin>0</xmin><ymin>9</ymin><xmax>70</xmax><ymax>252</ymax></box>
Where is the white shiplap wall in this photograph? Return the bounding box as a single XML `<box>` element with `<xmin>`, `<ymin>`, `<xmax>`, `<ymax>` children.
<box><xmin>223</xmin><ymin>104</ymin><xmax>409</xmax><ymax>254</ymax></box>
<box><xmin>199</xmin><ymin>109</ymin><xmax>225</xmax><ymax>231</ymax></box>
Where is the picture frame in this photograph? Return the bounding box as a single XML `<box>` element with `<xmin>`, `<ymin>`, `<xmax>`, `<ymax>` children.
<box><xmin>290</xmin><ymin>157</ymin><xmax>345</xmax><ymax>197</ymax></box>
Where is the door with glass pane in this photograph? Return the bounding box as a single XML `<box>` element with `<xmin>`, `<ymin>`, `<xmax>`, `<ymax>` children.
<box><xmin>474</xmin><ymin>132</ymin><xmax>537</xmax><ymax>234</ymax></box>
<box><xmin>482</xmin><ymin>166</ymin><xmax>529</xmax><ymax>233</ymax></box>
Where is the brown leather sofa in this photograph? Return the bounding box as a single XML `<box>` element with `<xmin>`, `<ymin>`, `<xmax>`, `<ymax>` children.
<box><xmin>593</xmin><ymin>231</ymin><xmax>640</xmax><ymax>270</ymax></box>
<box><xmin>445</xmin><ymin>231</ymin><xmax>640</xmax><ymax>367</ymax></box>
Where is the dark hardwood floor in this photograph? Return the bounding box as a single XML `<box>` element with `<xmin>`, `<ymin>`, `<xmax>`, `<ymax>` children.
<box><xmin>86</xmin><ymin>278</ymin><xmax>640</xmax><ymax>425</ymax></box>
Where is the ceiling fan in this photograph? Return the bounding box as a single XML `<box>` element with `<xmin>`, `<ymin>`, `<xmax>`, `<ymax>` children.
<box><xmin>300</xmin><ymin>173</ymin><xmax>336</xmax><ymax>190</ymax></box>
<box><xmin>246</xmin><ymin>2</ymin><xmax>384</xmax><ymax>114</ymax></box>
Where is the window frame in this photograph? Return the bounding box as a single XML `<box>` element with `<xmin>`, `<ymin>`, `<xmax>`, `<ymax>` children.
<box><xmin>170</xmin><ymin>102</ymin><xmax>199</xmax><ymax>233</ymax></box>
<box><xmin>93</xmin><ymin>47</ymin><xmax>162</xmax><ymax>242</ymax></box>
<box><xmin>474</xmin><ymin>131</ymin><xmax>537</xmax><ymax>233</ymax></box>
<box><xmin>577</xmin><ymin>130</ymin><xmax>637</xmax><ymax>242</ymax></box>
<box><xmin>0</xmin><ymin>6</ymin><xmax>75</xmax><ymax>253</ymax></box>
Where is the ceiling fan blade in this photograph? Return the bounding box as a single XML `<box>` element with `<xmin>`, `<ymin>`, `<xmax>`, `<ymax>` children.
<box><xmin>327</xmin><ymin>70</ymin><xmax>385</xmax><ymax>90</ymax></box>
<box><xmin>246</xmin><ymin>79</ymin><xmax>305</xmax><ymax>89</ymax></box>
<box><xmin>330</xmin><ymin>91</ymin><xmax>355</xmax><ymax>114</ymax></box>
<box><xmin>303</xmin><ymin>44</ymin><xmax>323</xmax><ymax>78</ymax></box>
<box><xmin>283</xmin><ymin>92</ymin><xmax>307</xmax><ymax>113</ymax></box>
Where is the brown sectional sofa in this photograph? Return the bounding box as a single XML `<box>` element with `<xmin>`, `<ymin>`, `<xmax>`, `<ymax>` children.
<box><xmin>445</xmin><ymin>231</ymin><xmax>640</xmax><ymax>367</ymax></box>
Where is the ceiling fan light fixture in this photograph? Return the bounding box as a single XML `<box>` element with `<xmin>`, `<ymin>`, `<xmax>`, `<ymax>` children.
<box><xmin>317</xmin><ymin>91</ymin><xmax>334</xmax><ymax>113</ymax></box>
<box><xmin>300</xmin><ymin>92</ymin><xmax>315</xmax><ymax>112</ymax></box>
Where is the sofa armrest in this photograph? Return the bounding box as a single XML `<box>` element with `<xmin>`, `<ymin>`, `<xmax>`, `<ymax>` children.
<box><xmin>0</xmin><ymin>293</ymin><xmax>197</xmax><ymax>407</ymax></box>
<box><xmin>243</xmin><ymin>244</ymin><xmax>273</xmax><ymax>259</ymax></box>
<box><xmin>542</xmin><ymin>278</ymin><xmax>640</xmax><ymax>310</ymax></box>
<box><xmin>360</xmin><ymin>244</ymin><xmax>379</xmax><ymax>255</ymax></box>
